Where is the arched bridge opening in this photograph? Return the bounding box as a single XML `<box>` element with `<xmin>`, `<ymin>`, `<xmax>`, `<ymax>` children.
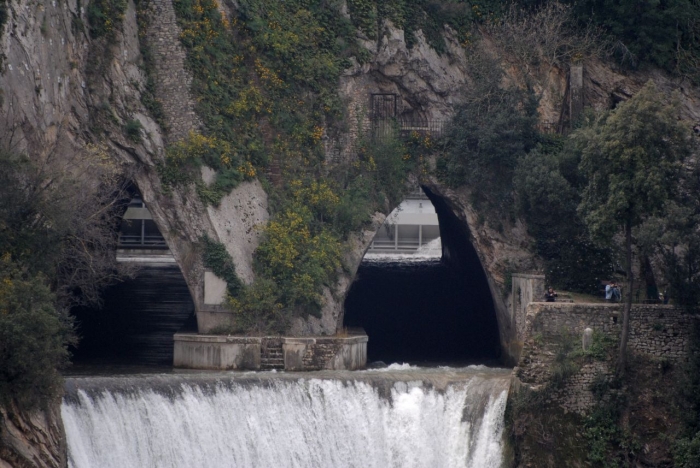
<box><xmin>70</xmin><ymin>192</ymin><xmax>196</xmax><ymax>368</ymax></box>
<box><xmin>343</xmin><ymin>187</ymin><xmax>501</xmax><ymax>366</ymax></box>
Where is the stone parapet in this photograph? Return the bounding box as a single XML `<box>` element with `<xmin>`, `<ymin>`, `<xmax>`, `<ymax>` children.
<box><xmin>524</xmin><ymin>303</ymin><xmax>692</xmax><ymax>361</ymax></box>
<box><xmin>173</xmin><ymin>334</ymin><xmax>261</xmax><ymax>370</ymax></box>
<box><xmin>173</xmin><ymin>330</ymin><xmax>368</xmax><ymax>371</ymax></box>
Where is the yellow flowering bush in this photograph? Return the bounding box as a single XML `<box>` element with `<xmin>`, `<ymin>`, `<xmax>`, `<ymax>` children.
<box><xmin>251</xmin><ymin>179</ymin><xmax>351</xmax><ymax>317</ymax></box>
<box><xmin>158</xmin><ymin>132</ymin><xmax>256</xmax><ymax>202</ymax></box>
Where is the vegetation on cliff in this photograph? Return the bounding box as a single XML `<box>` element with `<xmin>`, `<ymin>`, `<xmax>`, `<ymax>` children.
<box><xmin>157</xmin><ymin>0</ymin><xmax>440</xmax><ymax>330</ymax></box>
<box><xmin>149</xmin><ymin>0</ymin><xmax>700</xmax><ymax>329</ymax></box>
<box><xmin>511</xmin><ymin>325</ymin><xmax>700</xmax><ymax>467</ymax></box>
<box><xmin>457</xmin><ymin>72</ymin><xmax>699</xmax><ymax>300</ymax></box>
<box><xmin>0</xmin><ymin>148</ymin><xmax>131</xmax><ymax>408</ymax></box>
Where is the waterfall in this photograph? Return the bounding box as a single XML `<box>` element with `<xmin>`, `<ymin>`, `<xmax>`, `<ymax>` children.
<box><xmin>62</xmin><ymin>367</ymin><xmax>510</xmax><ymax>468</ymax></box>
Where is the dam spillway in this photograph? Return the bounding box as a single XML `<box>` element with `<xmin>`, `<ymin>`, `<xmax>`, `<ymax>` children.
<box><xmin>62</xmin><ymin>366</ymin><xmax>511</xmax><ymax>468</ymax></box>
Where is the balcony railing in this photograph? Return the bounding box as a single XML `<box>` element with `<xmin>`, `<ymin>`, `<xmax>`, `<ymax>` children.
<box><xmin>371</xmin><ymin>118</ymin><xmax>447</xmax><ymax>142</ymax></box>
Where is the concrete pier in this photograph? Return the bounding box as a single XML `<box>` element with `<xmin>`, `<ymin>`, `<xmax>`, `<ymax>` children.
<box><xmin>173</xmin><ymin>330</ymin><xmax>368</xmax><ymax>371</ymax></box>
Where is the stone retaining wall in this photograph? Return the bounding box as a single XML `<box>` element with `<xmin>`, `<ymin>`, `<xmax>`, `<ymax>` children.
<box><xmin>145</xmin><ymin>0</ymin><xmax>201</xmax><ymax>141</ymax></box>
<box><xmin>515</xmin><ymin>303</ymin><xmax>696</xmax><ymax>413</ymax></box>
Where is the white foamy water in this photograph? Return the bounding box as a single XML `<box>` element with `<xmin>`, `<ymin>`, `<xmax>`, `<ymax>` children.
<box><xmin>62</xmin><ymin>371</ymin><xmax>509</xmax><ymax>468</ymax></box>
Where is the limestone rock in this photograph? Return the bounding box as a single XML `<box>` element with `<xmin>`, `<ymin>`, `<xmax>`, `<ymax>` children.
<box><xmin>206</xmin><ymin>180</ymin><xmax>269</xmax><ymax>285</ymax></box>
<box><xmin>0</xmin><ymin>400</ymin><xmax>66</xmax><ymax>468</ymax></box>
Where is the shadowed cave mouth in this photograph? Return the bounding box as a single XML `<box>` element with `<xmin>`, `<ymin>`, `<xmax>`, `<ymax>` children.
<box><xmin>69</xmin><ymin>192</ymin><xmax>196</xmax><ymax>369</ymax></box>
<box><xmin>343</xmin><ymin>187</ymin><xmax>501</xmax><ymax>366</ymax></box>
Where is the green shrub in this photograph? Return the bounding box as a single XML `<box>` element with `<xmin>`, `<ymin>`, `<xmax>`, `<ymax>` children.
<box><xmin>87</xmin><ymin>0</ymin><xmax>127</xmax><ymax>39</ymax></box>
<box><xmin>0</xmin><ymin>257</ymin><xmax>74</xmax><ymax>410</ymax></box>
<box><xmin>439</xmin><ymin>48</ymin><xmax>538</xmax><ymax>214</ymax></box>
<box><xmin>158</xmin><ymin>132</ymin><xmax>256</xmax><ymax>203</ymax></box>
<box><xmin>134</xmin><ymin>0</ymin><xmax>167</xmax><ymax>128</ymax></box>
<box><xmin>674</xmin><ymin>432</ymin><xmax>700</xmax><ymax>468</ymax></box>
<box><xmin>0</xmin><ymin>0</ymin><xmax>8</xmax><ymax>41</ymax></box>
<box><xmin>125</xmin><ymin>119</ymin><xmax>143</xmax><ymax>142</ymax></box>
<box><xmin>255</xmin><ymin>182</ymin><xmax>343</xmax><ymax>317</ymax></box>
<box><xmin>228</xmin><ymin>278</ymin><xmax>287</xmax><ymax>334</ymax></box>
<box><xmin>201</xmin><ymin>236</ymin><xmax>243</xmax><ymax>296</ymax></box>
<box><xmin>346</xmin><ymin>0</ymin><xmax>480</xmax><ymax>53</ymax></box>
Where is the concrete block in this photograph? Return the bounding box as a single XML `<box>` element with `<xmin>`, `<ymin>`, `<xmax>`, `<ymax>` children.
<box><xmin>283</xmin><ymin>340</ymin><xmax>310</xmax><ymax>371</ymax></box>
<box><xmin>173</xmin><ymin>334</ymin><xmax>261</xmax><ymax>370</ymax></box>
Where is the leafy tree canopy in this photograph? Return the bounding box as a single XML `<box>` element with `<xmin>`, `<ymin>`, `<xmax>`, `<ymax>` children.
<box><xmin>576</xmin><ymin>81</ymin><xmax>693</xmax><ymax>243</ymax></box>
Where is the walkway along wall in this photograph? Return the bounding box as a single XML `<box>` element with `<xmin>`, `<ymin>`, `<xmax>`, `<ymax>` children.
<box><xmin>514</xmin><ymin>303</ymin><xmax>695</xmax><ymax>414</ymax></box>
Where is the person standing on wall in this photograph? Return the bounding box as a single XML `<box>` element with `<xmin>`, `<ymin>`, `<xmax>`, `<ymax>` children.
<box><xmin>606</xmin><ymin>282</ymin><xmax>614</xmax><ymax>302</ymax></box>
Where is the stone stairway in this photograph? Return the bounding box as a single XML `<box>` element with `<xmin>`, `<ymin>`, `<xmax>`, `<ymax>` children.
<box><xmin>261</xmin><ymin>339</ymin><xmax>285</xmax><ymax>370</ymax></box>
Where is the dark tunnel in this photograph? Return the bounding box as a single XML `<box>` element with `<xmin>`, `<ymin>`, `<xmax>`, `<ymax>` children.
<box><xmin>343</xmin><ymin>187</ymin><xmax>502</xmax><ymax>365</ymax></box>
<box><xmin>70</xmin><ymin>265</ymin><xmax>196</xmax><ymax>368</ymax></box>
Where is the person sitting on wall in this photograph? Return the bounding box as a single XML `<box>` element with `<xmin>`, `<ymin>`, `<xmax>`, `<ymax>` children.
<box><xmin>611</xmin><ymin>282</ymin><xmax>621</xmax><ymax>302</ymax></box>
<box><xmin>544</xmin><ymin>287</ymin><xmax>557</xmax><ymax>302</ymax></box>
<box><xmin>605</xmin><ymin>281</ymin><xmax>622</xmax><ymax>302</ymax></box>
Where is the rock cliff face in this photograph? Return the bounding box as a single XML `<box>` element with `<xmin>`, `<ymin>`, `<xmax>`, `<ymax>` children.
<box><xmin>2</xmin><ymin>0</ymin><xmax>699</xmax><ymax>340</ymax></box>
<box><xmin>0</xmin><ymin>401</ymin><xmax>65</xmax><ymax>468</ymax></box>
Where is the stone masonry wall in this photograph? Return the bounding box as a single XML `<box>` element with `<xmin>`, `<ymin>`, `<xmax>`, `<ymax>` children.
<box><xmin>301</xmin><ymin>339</ymin><xmax>344</xmax><ymax>370</ymax></box>
<box><xmin>516</xmin><ymin>303</ymin><xmax>696</xmax><ymax>413</ymax></box>
<box><xmin>145</xmin><ymin>0</ymin><xmax>201</xmax><ymax>142</ymax></box>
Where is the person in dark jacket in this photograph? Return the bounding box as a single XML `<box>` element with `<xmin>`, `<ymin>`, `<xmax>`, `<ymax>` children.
<box><xmin>544</xmin><ymin>287</ymin><xmax>557</xmax><ymax>302</ymax></box>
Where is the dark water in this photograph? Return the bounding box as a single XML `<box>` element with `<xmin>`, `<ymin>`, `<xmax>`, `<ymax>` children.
<box><xmin>70</xmin><ymin>265</ymin><xmax>196</xmax><ymax>367</ymax></box>
<box><xmin>344</xmin><ymin>258</ymin><xmax>501</xmax><ymax>364</ymax></box>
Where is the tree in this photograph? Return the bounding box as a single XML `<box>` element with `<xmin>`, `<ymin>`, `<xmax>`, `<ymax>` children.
<box><xmin>636</xmin><ymin>155</ymin><xmax>700</xmax><ymax>311</ymax></box>
<box><xmin>0</xmin><ymin>256</ymin><xmax>74</xmax><ymax>409</ymax></box>
<box><xmin>0</xmin><ymin>139</ymin><xmax>134</xmax><ymax>408</ymax></box>
<box><xmin>575</xmin><ymin>81</ymin><xmax>694</xmax><ymax>373</ymax></box>
<box><xmin>514</xmin><ymin>145</ymin><xmax>615</xmax><ymax>293</ymax></box>
<box><xmin>441</xmin><ymin>46</ymin><xmax>539</xmax><ymax>212</ymax></box>
<box><xmin>0</xmin><ymin>145</ymin><xmax>135</xmax><ymax>309</ymax></box>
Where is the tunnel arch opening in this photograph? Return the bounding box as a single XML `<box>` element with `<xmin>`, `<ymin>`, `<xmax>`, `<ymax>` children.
<box><xmin>343</xmin><ymin>186</ymin><xmax>502</xmax><ymax>366</ymax></box>
<box><xmin>70</xmin><ymin>189</ymin><xmax>196</xmax><ymax>368</ymax></box>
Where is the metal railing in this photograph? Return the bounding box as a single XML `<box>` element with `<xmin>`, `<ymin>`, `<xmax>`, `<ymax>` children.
<box><xmin>368</xmin><ymin>239</ymin><xmax>422</xmax><ymax>252</ymax></box>
<box><xmin>371</xmin><ymin>118</ymin><xmax>447</xmax><ymax>142</ymax></box>
<box><xmin>118</xmin><ymin>234</ymin><xmax>168</xmax><ymax>248</ymax></box>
